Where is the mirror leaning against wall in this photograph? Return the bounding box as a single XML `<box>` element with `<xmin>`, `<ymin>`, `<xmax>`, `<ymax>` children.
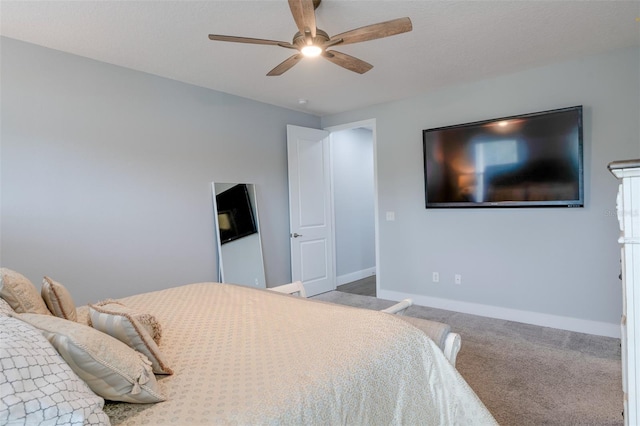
<box><xmin>211</xmin><ymin>183</ymin><xmax>266</xmax><ymax>288</ymax></box>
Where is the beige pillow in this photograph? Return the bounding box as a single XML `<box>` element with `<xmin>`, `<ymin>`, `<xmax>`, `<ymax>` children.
<box><xmin>75</xmin><ymin>305</ymin><xmax>91</xmax><ymax>325</ymax></box>
<box><xmin>92</xmin><ymin>300</ymin><xmax>162</xmax><ymax>344</ymax></box>
<box><xmin>41</xmin><ymin>276</ymin><xmax>77</xmax><ymax>321</ymax></box>
<box><xmin>18</xmin><ymin>313</ymin><xmax>165</xmax><ymax>404</ymax></box>
<box><xmin>89</xmin><ymin>303</ymin><xmax>173</xmax><ymax>375</ymax></box>
<box><xmin>0</xmin><ymin>268</ymin><xmax>51</xmax><ymax>315</ymax></box>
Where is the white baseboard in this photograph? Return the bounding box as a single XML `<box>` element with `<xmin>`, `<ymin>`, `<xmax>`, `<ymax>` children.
<box><xmin>337</xmin><ymin>267</ymin><xmax>376</xmax><ymax>286</ymax></box>
<box><xmin>378</xmin><ymin>289</ymin><xmax>620</xmax><ymax>338</ymax></box>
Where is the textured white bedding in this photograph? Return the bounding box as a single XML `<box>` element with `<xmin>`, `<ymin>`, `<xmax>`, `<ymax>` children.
<box><xmin>101</xmin><ymin>282</ymin><xmax>496</xmax><ymax>425</ymax></box>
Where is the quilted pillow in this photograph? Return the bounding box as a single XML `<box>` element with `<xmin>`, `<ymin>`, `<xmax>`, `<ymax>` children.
<box><xmin>18</xmin><ymin>313</ymin><xmax>165</xmax><ymax>404</ymax></box>
<box><xmin>0</xmin><ymin>268</ymin><xmax>51</xmax><ymax>315</ymax></box>
<box><xmin>91</xmin><ymin>300</ymin><xmax>162</xmax><ymax>344</ymax></box>
<box><xmin>0</xmin><ymin>316</ymin><xmax>110</xmax><ymax>425</ymax></box>
<box><xmin>0</xmin><ymin>297</ymin><xmax>14</xmax><ymax>316</ymax></box>
<box><xmin>41</xmin><ymin>276</ymin><xmax>77</xmax><ymax>321</ymax></box>
<box><xmin>89</xmin><ymin>303</ymin><xmax>173</xmax><ymax>375</ymax></box>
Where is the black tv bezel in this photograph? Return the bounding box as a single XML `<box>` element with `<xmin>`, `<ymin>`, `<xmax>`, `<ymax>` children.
<box><xmin>216</xmin><ymin>184</ymin><xmax>258</xmax><ymax>244</ymax></box>
<box><xmin>422</xmin><ymin>105</ymin><xmax>585</xmax><ymax>209</ymax></box>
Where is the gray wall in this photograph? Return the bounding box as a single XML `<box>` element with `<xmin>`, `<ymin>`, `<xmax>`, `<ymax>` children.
<box><xmin>1</xmin><ymin>37</ymin><xmax>320</xmax><ymax>304</ymax></box>
<box><xmin>322</xmin><ymin>46</ymin><xmax>640</xmax><ymax>334</ymax></box>
<box><xmin>2</xmin><ymin>35</ymin><xmax>638</xmax><ymax>334</ymax></box>
<box><xmin>332</xmin><ymin>128</ymin><xmax>376</xmax><ymax>279</ymax></box>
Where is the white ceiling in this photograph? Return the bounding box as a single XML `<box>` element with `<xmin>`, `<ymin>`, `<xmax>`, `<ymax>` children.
<box><xmin>2</xmin><ymin>1</ymin><xmax>639</xmax><ymax>116</ymax></box>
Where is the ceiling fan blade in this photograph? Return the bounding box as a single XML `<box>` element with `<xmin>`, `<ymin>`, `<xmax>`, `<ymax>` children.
<box><xmin>288</xmin><ymin>0</ymin><xmax>316</xmax><ymax>39</ymax></box>
<box><xmin>267</xmin><ymin>53</ymin><xmax>303</xmax><ymax>76</ymax></box>
<box><xmin>209</xmin><ymin>34</ymin><xmax>295</xmax><ymax>49</ymax></box>
<box><xmin>322</xmin><ymin>50</ymin><xmax>373</xmax><ymax>74</ymax></box>
<box><xmin>328</xmin><ymin>17</ymin><xmax>412</xmax><ymax>46</ymax></box>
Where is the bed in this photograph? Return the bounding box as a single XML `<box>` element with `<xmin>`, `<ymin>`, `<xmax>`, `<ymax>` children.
<box><xmin>1</xmin><ymin>271</ymin><xmax>496</xmax><ymax>425</ymax></box>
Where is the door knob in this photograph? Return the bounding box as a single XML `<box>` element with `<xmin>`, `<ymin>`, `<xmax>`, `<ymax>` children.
<box><xmin>291</xmin><ymin>232</ymin><xmax>303</xmax><ymax>238</ymax></box>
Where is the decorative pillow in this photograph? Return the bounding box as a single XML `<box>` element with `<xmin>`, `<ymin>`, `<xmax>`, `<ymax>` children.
<box><xmin>0</xmin><ymin>268</ymin><xmax>51</xmax><ymax>315</ymax></box>
<box><xmin>91</xmin><ymin>300</ymin><xmax>162</xmax><ymax>344</ymax></box>
<box><xmin>41</xmin><ymin>276</ymin><xmax>77</xmax><ymax>321</ymax></box>
<box><xmin>0</xmin><ymin>297</ymin><xmax>15</xmax><ymax>316</ymax></box>
<box><xmin>17</xmin><ymin>313</ymin><xmax>165</xmax><ymax>404</ymax></box>
<box><xmin>0</xmin><ymin>316</ymin><xmax>110</xmax><ymax>425</ymax></box>
<box><xmin>75</xmin><ymin>305</ymin><xmax>91</xmax><ymax>326</ymax></box>
<box><xmin>89</xmin><ymin>303</ymin><xmax>173</xmax><ymax>375</ymax></box>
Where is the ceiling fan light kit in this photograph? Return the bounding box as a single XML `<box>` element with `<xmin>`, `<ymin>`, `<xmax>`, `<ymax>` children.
<box><xmin>208</xmin><ymin>0</ymin><xmax>412</xmax><ymax>76</ymax></box>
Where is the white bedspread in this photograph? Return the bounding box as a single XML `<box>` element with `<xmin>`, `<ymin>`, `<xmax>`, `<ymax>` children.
<box><xmin>101</xmin><ymin>282</ymin><xmax>496</xmax><ymax>425</ymax></box>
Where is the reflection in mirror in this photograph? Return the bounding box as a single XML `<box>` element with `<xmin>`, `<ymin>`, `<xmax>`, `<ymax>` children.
<box><xmin>212</xmin><ymin>183</ymin><xmax>266</xmax><ymax>288</ymax></box>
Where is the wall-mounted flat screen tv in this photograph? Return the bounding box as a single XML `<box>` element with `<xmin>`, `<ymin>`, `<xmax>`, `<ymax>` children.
<box><xmin>422</xmin><ymin>106</ymin><xmax>584</xmax><ymax>208</ymax></box>
<box><xmin>216</xmin><ymin>184</ymin><xmax>258</xmax><ymax>244</ymax></box>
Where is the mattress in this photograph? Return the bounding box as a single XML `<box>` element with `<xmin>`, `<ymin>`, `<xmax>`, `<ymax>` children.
<box><xmin>100</xmin><ymin>282</ymin><xmax>496</xmax><ymax>425</ymax></box>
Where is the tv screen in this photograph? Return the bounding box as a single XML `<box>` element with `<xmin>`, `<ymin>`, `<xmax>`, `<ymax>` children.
<box><xmin>216</xmin><ymin>184</ymin><xmax>258</xmax><ymax>244</ymax></box>
<box><xmin>422</xmin><ymin>106</ymin><xmax>584</xmax><ymax>208</ymax></box>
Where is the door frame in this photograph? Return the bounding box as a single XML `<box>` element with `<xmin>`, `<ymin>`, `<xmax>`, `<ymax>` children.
<box><xmin>325</xmin><ymin>118</ymin><xmax>380</xmax><ymax>295</ymax></box>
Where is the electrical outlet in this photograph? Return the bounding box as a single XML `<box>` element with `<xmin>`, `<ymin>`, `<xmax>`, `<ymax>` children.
<box><xmin>455</xmin><ymin>274</ymin><xmax>462</xmax><ymax>285</ymax></box>
<box><xmin>432</xmin><ymin>272</ymin><xmax>439</xmax><ymax>283</ymax></box>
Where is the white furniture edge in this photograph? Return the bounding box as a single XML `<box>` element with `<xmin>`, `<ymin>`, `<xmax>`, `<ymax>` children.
<box><xmin>381</xmin><ymin>298</ymin><xmax>413</xmax><ymax>315</ymax></box>
<box><xmin>268</xmin><ymin>281</ymin><xmax>307</xmax><ymax>298</ymax></box>
<box><xmin>609</xmin><ymin>159</ymin><xmax>640</xmax><ymax>426</ymax></box>
<box><xmin>443</xmin><ymin>333</ymin><xmax>462</xmax><ymax>366</ymax></box>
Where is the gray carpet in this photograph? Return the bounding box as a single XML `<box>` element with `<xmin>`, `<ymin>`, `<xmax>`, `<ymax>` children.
<box><xmin>312</xmin><ymin>291</ymin><xmax>623</xmax><ymax>426</ymax></box>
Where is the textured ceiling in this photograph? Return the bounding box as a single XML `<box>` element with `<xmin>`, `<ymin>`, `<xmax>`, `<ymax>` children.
<box><xmin>1</xmin><ymin>1</ymin><xmax>639</xmax><ymax>116</ymax></box>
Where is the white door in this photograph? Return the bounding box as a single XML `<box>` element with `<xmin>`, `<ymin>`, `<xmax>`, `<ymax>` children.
<box><xmin>286</xmin><ymin>125</ymin><xmax>335</xmax><ymax>296</ymax></box>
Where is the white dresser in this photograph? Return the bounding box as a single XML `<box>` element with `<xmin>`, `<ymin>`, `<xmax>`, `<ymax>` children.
<box><xmin>609</xmin><ymin>159</ymin><xmax>640</xmax><ymax>425</ymax></box>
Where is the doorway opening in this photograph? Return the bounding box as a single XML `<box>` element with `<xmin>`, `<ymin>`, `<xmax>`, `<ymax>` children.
<box><xmin>327</xmin><ymin>120</ymin><xmax>377</xmax><ymax>298</ymax></box>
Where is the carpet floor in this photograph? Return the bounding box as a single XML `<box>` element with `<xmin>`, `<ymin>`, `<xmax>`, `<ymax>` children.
<box><xmin>311</xmin><ymin>291</ymin><xmax>623</xmax><ymax>426</ymax></box>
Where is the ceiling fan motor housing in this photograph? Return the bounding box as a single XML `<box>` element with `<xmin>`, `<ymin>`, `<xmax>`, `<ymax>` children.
<box><xmin>293</xmin><ymin>28</ymin><xmax>329</xmax><ymax>48</ymax></box>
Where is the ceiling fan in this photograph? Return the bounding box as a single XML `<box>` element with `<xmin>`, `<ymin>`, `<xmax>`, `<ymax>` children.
<box><xmin>208</xmin><ymin>0</ymin><xmax>412</xmax><ymax>76</ymax></box>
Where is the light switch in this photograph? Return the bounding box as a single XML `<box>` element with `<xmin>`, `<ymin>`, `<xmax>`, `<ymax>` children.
<box><xmin>386</xmin><ymin>211</ymin><xmax>395</xmax><ymax>221</ymax></box>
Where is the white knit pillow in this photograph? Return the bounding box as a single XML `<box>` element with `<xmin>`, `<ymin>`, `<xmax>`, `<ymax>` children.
<box><xmin>89</xmin><ymin>303</ymin><xmax>173</xmax><ymax>375</ymax></box>
<box><xmin>0</xmin><ymin>316</ymin><xmax>110</xmax><ymax>425</ymax></box>
<box><xmin>0</xmin><ymin>297</ymin><xmax>14</xmax><ymax>316</ymax></box>
<box><xmin>18</xmin><ymin>313</ymin><xmax>165</xmax><ymax>404</ymax></box>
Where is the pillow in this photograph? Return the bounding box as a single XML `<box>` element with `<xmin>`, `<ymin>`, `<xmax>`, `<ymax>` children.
<box><xmin>0</xmin><ymin>268</ymin><xmax>51</xmax><ymax>315</ymax></box>
<box><xmin>41</xmin><ymin>276</ymin><xmax>77</xmax><ymax>321</ymax></box>
<box><xmin>75</xmin><ymin>305</ymin><xmax>91</xmax><ymax>326</ymax></box>
<box><xmin>91</xmin><ymin>300</ymin><xmax>162</xmax><ymax>344</ymax></box>
<box><xmin>17</xmin><ymin>313</ymin><xmax>165</xmax><ymax>404</ymax></box>
<box><xmin>0</xmin><ymin>316</ymin><xmax>110</xmax><ymax>425</ymax></box>
<box><xmin>89</xmin><ymin>303</ymin><xmax>173</xmax><ymax>375</ymax></box>
<box><xmin>0</xmin><ymin>297</ymin><xmax>15</xmax><ymax>316</ymax></box>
